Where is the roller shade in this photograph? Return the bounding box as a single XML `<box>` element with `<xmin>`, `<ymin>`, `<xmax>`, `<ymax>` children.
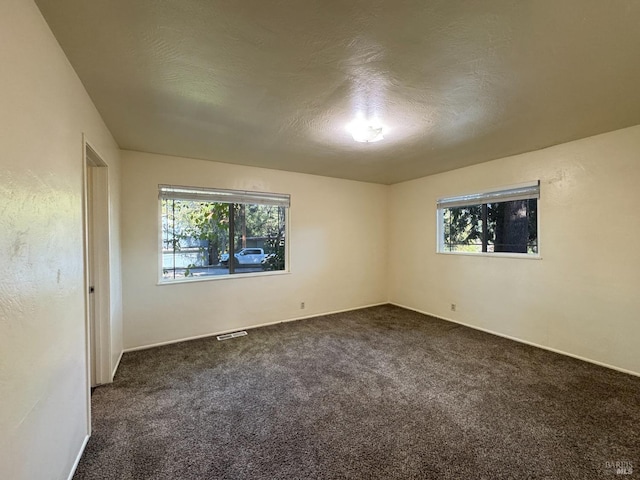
<box><xmin>159</xmin><ymin>184</ymin><xmax>290</xmax><ymax>207</ymax></box>
<box><xmin>437</xmin><ymin>181</ymin><xmax>539</xmax><ymax>209</ymax></box>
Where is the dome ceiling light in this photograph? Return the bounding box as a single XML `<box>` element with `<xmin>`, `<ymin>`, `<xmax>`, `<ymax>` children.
<box><xmin>347</xmin><ymin>118</ymin><xmax>385</xmax><ymax>143</ymax></box>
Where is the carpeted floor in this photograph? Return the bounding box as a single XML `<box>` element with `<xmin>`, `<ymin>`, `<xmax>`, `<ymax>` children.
<box><xmin>74</xmin><ymin>305</ymin><xmax>640</xmax><ymax>479</ymax></box>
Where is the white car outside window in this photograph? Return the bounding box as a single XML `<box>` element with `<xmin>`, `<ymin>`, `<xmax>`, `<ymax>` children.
<box><xmin>220</xmin><ymin>248</ymin><xmax>266</xmax><ymax>265</ymax></box>
<box><xmin>236</xmin><ymin>248</ymin><xmax>265</xmax><ymax>264</ymax></box>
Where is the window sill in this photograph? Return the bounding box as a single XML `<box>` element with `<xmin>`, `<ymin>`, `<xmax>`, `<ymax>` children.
<box><xmin>157</xmin><ymin>269</ymin><xmax>291</xmax><ymax>285</ymax></box>
<box><xmin>436</xmin><ymin>251</ymin><xmax>542</xmax><ymax>260</ymax></box>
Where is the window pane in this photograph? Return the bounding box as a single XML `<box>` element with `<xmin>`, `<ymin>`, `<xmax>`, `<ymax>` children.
<box><xmin>161</xmin><ymin>199</ymin><xmax>230</xmax><ymax>280</ymax></box>
<box><xmin>442</xmin><ymin>204</ymin><xmax>483</xmax><ymax>253</ymax></box>
<box><xmin>486</xmin><ymin>199</ymin><xmax>537</xmax><ymax>254</ymax></box>
<box><xmin>440</xmin><ymin>198</ymin><xmax>537</xmax><ymax>256</ymax></box>
<box><xmin>232</xmin><ymin>204</ymin><xmax>286</xmax><ymax>273</ymax></box>
<box><xmin>161</xmin><ymin>198</ymin><xmax>286</xmax><ymax>281</ymax></box>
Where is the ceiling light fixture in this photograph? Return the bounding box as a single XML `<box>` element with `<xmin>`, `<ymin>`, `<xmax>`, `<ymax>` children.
<box><xmin>347</xmin><ymin>119</ymin><xmax>385</xmax><ymax>143</ymax></box>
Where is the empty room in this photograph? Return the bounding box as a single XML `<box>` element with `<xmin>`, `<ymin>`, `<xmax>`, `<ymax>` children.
<box><xmin>1</xmin><ymin>0</ymin><xmax>639</xmax><ymax>479</ymax></box>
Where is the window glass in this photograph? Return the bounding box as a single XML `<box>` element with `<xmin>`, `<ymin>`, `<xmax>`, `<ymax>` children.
<box><xmin>161</xmin><ymin>188</ymin><xmax>288</xmax><ymax>282</ymax></box>
<box><xmin>438</xmin><ymin>183</ymin><xmax>539</xmax><ymax>256</ymax></box>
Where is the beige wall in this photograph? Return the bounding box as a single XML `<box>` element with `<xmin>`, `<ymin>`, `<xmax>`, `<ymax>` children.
<box><xmin>0</xmin><ymin>1</ymin><xmax>122</xmax><ymax>479</ymax></box>
<box><xmin>389</xmin><ymin>125</ymin><xmax>640</xmax><ymax>375</ymax></box>
<box><xmin>121</xmin><ymin>151</ymin><xmax>388</xmax><ymax>349</ymax></box>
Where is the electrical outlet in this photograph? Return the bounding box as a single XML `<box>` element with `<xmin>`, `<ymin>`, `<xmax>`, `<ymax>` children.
<box><xmin>300</xmin><ymin>302</ymin><xmax>305</xmax><ymax>309</ymax></box>
<box><xmin>450</xmin><ymin>303</ymin><xmax>456</xmax><ymax>312</ymax></box>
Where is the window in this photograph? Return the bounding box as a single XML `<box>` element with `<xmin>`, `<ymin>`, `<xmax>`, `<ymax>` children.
<box><xmin>437</xmin><ymin>182</ymin><xmax>539</xmax><ymax>256</ymax></box>
<box><xmin>160</xmin><ymin>185</ymin><xmax>289</xmax><ymax>282</ymax></box>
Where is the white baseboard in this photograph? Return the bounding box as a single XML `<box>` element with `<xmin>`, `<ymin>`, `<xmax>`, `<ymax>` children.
<box><xmin>124</xmin><ymin>302</ymin><xmax>388</xmax><ymax>353</ymax></box>
<box><xmin>390</xmin><ymin>302</ymin><xmax>640</xmax><ymax>378</ymax></box>
<box><xmin>111</xmin><ymin>349</ymin><xmax>124</xmax><ymax>380</ymax></box>
<box><xmin>67</xmin><ymin>434</ymin><xmax>89</xmax><ymax>480</ymax></box>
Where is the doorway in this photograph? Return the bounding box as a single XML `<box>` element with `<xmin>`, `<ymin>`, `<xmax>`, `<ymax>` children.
<box><xmin>83</xmin><ymin>137</ymin><xmax>112</xmax><ymax>389</ymax></box>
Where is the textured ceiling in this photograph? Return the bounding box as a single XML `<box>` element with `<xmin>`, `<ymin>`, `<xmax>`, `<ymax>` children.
<box><xmin>36</xmin><ymin>0</ymin><xmax>640</xmax><ymax>184</ymax></box>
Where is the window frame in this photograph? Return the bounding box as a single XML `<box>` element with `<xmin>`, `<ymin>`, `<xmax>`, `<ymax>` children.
<box><xmin>436</xmin><ymin>181</ymin><xmax>541</xmax><ymax>259</ymax></box>
<box><xmin>157</xmin><ymin>184</ymin><xmax>291</xmax><ymax>284</ymax></box>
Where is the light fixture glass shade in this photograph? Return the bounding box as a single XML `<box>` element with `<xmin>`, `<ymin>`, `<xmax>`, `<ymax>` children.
<box><xmin>347</xmin><ymin>120</ymin><xmax>385</xmax><ymax>143</ymax></box>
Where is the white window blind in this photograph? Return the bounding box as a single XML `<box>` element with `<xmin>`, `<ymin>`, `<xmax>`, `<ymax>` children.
<box><xmin>159</xmin><ymin>184</ymin><xmax>290</xmax><ymax>207</ymax></box>
<box><xmin>437</xmin><ymin>181</ymin><xmax>539</xmax><ymax>209</ymax></box>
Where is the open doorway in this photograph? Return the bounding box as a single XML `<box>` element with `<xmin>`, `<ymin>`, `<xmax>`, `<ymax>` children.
<box><xmin>82</xmin><ymin>136</ymin><xmax>112</xmax><ymax>390</ymax></box>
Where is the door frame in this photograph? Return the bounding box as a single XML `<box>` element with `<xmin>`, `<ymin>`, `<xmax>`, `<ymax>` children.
<box><xmin>82</xmin><ymin>135</ymin><xmax>112</xmax><ymax>407</ymax></box>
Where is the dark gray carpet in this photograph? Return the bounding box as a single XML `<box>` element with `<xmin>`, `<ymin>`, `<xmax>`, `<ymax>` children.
<box><xmin>74</xmin><ymin>305</ymin><xmax>640</xmax><ymax>479</ymax></box>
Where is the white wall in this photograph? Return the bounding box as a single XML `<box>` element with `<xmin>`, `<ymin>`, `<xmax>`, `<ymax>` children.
<box><xmin>389</xmin><ymin>125</ymin><xmax>640</xmax><ymax>375</ymax></box>
<box><xmin>0</xmin><ymin>2</ymin><xmax>122</xmax><ymax>479</ymax></box>
<box><xmin>121</xmin><ymin>151</ymin><xmax>388</xmax><ymax>349</ymax></box>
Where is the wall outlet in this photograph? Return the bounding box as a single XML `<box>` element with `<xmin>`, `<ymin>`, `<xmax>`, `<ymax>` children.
<box><xmin>450</xmin><ymin>303</ymin><xmax>456</xmax><ymax>312</ymax></box>
<box><xmin>300</xmin><ymin>302</ymin><xmax>305</xmax><ymax>309</ymax></box>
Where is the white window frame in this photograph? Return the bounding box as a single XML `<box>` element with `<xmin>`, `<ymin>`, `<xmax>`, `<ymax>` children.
<box><xmin>158</xmin><ymin>184</ymin><xmax>291</xmax><ymax>284</ymax></box>
<box><xmin>436</xmin><ymin>181</ymin><xmax>541</xmax><ymax>259</ymax></box>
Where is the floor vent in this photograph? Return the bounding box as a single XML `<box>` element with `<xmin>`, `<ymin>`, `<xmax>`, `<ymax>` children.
<box><xmin>217</xmin><ymin>331</ymin><xmax>248</xmax><ymax>341</ymax></box>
